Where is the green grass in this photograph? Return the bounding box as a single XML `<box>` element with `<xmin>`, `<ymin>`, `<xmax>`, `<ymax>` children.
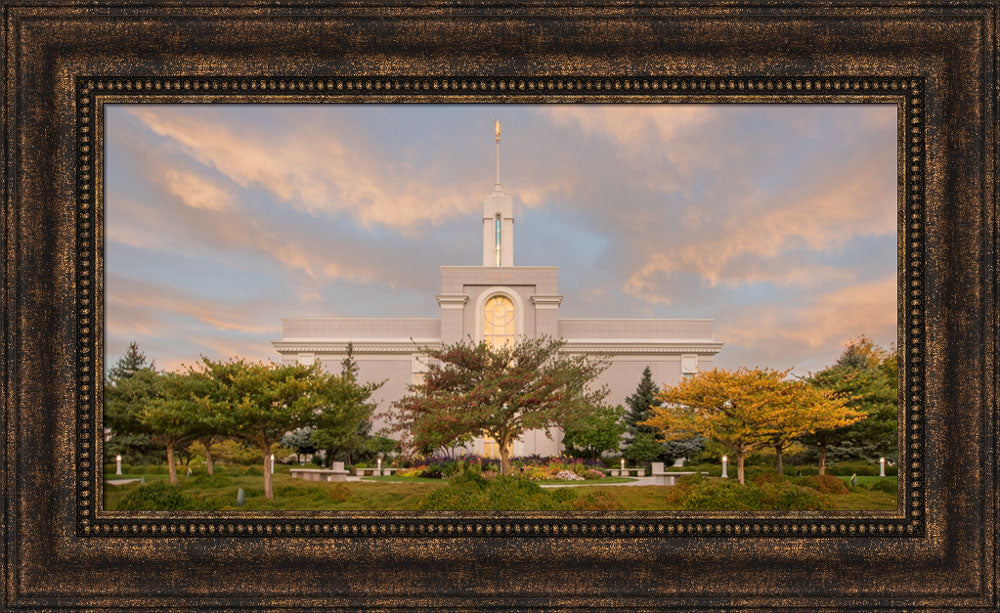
<box><xmin>104</xmin><ymin>467</ymin><xmax>898</xmax><ymax>511</ymax></box>
<box><xmin>361</xmin><ymin>475</ymin><xmax>454</xmax><ymax>483</ymax></box>
<box><xmin>533</xmin><ymin>477</ymin><xmax>636</xmax><ymax>485</ymax></box>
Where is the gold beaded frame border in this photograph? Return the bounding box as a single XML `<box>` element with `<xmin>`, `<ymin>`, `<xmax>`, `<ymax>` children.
<box><xmin>76</xmin><ymin>75</ymin><xmax>924</xmax><ymax>539</ymax></box>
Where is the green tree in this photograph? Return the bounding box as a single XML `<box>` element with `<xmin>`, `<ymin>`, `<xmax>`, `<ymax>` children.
<box><xmin>391</xmin><ymin>336</ymin><xmax>609</xmax><ymax>475</ymax></box>
<box><xmin>622</xmin><ymin>431</ymin><xmax>664</xmax><ymax>464</ymax></box>
<box><xmin>309</xmin><ymin>368</ymin><xmax>382</xmax><ymax>466</ymax></box>
<box><xmin>104</xmin><ymin>342</ymin><xmax>161</xmax><ymax>462</ymax></box>
<box><xmin>138</xmin><ymin>370</ymin><xmax>212</xmax><ymax>484</ymax></box>
<box><xmin>201</xmin><ymin>358</ymin><xmax>322</xmax><ymax>500</ymax></box>
<box><xmin>624</xmin><ymin>366</ymin><xmax>660</xmax><ymax>436</ymax></box>
<box><xmin>804</xmin><ymin>336</ymin><xmax>898</xmax><ymax>473</ymax></box>
<box><xmin>281</xmin><ymin>427</ymin><xmax>316</xmax><ymax>463</ymax></box>
<box><xmin>308</xmin><ymin>344</ymin><xmax>383</xmax><ymax>465</ymax></box>
<box><xmin>562</xmin><ymin>404</ymin><xmax>627</xmax><ymax>459</ymax></box>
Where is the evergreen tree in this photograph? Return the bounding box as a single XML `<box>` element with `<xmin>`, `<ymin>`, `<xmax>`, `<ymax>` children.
<box><xmin>104</xmin><ymin>342</ymin><xmax>161</xmax><ymax>463</ymax></box>
<box><xmin>624</xmin><ymin>366</ymin><xmax>660</xmax><ymax>437</ymax></box>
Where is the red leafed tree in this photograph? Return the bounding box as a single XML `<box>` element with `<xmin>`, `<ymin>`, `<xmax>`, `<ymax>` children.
<box><xmin>391</xmin><ymin>336</ymin><xmax>609</xmax><ymax>475</ymax></box>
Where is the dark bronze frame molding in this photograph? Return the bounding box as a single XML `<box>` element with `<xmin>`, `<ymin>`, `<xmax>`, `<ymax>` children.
<box><xmin>3</xmin><ymin>3</ymin><xmax>998</xmax><ymax>610</ymax></box>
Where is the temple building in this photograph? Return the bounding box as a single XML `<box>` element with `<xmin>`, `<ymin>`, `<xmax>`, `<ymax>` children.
<box><xmin>273</xmin><ymin>122</ymin><xmax>723</xmax><ymax>457</ymax></box>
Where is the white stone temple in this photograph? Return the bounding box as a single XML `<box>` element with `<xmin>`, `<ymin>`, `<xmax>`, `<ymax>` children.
<box><xmin>273</xmin><ymin>122</ymin><xmax>722</xmax><ymax>458</ymax></box>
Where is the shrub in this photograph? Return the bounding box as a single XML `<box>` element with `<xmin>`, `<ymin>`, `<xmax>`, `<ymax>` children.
<box><xmin>569</xmin><ymin>490</ymin><xmax>624</xmax><ymax>510</ymax></box>
<box><xmin>751</xmin><ymin>472</ymin><xmax>788</xmax><ymax>486</ymax></box>
<box><xmin>327</xmin><ymin>483</ymin><xmax>351</xmax><ymax>502</ymax></box>
<box><xmin>827</xmin><ymin>461</ymin><xmax>879</xmax><ymax>476</ymax></box>
<box><xmin>793</xmin><ymin>465</ymin><xmax>819</xmax><ymax>476</ymax></box>
<box><xmin>187</xmin><ymin>473</ymin><xmax>235</xmax><ymax>489</ymax></box>
<box><xmin>417</xmin><ymin>473</ymin><xmax>568</xmax><ymax>511</ymax></box>
<box><xmin>867</xmin><ymin>479</ymin><xmax>898</xmax><ymax>493</ymax></box>
<box><xmin>680</xmin><ymin>479</ymin><xmax>828</xmax><ymax>511</ymax></box>
<box><xmin>244</xmin><ymin>466</ymin><xmax>263</xmax><ymax>476</ymax></box>
<box><xmin>114</xmin><ymin>482</ymin><xmax>195</xmax><ymax>511</ymax></box>
<box><xmin>793</xmin><ymin>474</ymin><xmax>849</xmax><ymax>495</ymax></box>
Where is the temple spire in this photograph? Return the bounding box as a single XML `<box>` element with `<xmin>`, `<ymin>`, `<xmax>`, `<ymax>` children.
<box><xmin>494</xmin><ymin>119</ymin><xmax>501</xmax><ymax>188</ymax></box>
<box><xmin>482</xmin><ymin>119</ymin><xmax>514</xmax><ymax>267</ymax></box>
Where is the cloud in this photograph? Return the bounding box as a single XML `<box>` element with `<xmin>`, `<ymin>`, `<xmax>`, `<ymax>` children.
<box><xmin>713</xmin><ymin>276</ymin><xmax>897</xmax><ymax>372</ymax></box>
<box><xmin>159</xmin><ymin>167</ymin><xmax>235</xmax><ymax>212</ymax></box>
<box><xmin>123</xmin><ymin>106</ymin><xmax>485</xmax><ymax>231</ymax></box>
<box><xmin>620</xmin><ymin>146</ymin><xmax>896</xmax><ymax>303</ymax></box>
<box><xmin>106</xmin><ymin>275</ymin><xmax>281</xmax><ymax>336</ymax></box>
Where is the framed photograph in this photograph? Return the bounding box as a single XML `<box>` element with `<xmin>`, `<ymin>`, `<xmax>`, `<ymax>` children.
<box><xmin>2</xmin><ymin>1</ymin><xmax>997</xmax><ymax>610</ymax></box>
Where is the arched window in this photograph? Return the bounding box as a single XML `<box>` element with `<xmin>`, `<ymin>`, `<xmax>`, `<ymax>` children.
<box><xmin>483</xmin><ymin>294</ymin><xmax>516</xmax><ymax>348</ymax></box>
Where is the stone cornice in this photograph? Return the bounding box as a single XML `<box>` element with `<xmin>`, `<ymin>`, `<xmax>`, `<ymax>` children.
<box><xmin>530</xmin><ymin>294</ymin><xmax>563</xmax><ymax>309</ymax></box>
<box><xmin>273</xmin><ymin>340</ymin><xmax>441</xmax><ymax>355</ymax></box>
<box><xmin>436</xmin><ymin>294</ymin><xmax>469</xmax><ymax>309</ymax></box>
<box><xmin>560</xmin><ymin>341</ymin><xmax>724</xmax><ymax>355</ymax></box>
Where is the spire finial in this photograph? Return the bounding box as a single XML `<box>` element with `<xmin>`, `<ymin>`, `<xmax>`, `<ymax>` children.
<box><xmin>493</xmin><ymin>119</ymin><xmax>501</xmax><ymax>188</ymax></box>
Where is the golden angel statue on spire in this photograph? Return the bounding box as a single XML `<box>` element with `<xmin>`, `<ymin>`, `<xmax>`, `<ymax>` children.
<box><xmin>494</xmin><ymin>119</ymin><xmax>501</xmax><ymax>142</ymax></box>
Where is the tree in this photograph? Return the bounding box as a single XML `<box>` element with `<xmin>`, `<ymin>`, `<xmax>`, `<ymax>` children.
<box><xmin>309</xmin><ymin>369</ymin><xmax>381</xmax><ymax>466</ymax></box>
<box><xmin>104</xmin><ymin>342</ymin><xmax>161</xmax><ymax>463</ymax></box>
<box><xmin>622</xmin><ymin>431</ymin><xmax>665</xmax><ymax>464</ymax></box>
<box><xmin>804</xmin><ymin>336</ymin><xmax>897</xmax><ymax>473</ymax></box>
<box><xmin>643</xmin><ymin>368</ymin><xmax>781</xmax><ymax>484</ymax></box>
<box><xmin>624</xmin><ymin>366</ymin><xmax>660</xmax><ymax>437</ymax></box>
<box><xmin>391</xmin><ymin>336</ymin><xmax>609</xmax><ymax>475</ymax></box>
<box><xmin>562</xmin><ymin>404</ymin><xmax>627</xmax><ymax>459</ymax></box>
<box><xmin>308</xmin><ymin>344</ymin><xmax>383</xmax><ymax>466</ymax></box>
<box><xmin>281</xmin><ymin>427</ymin><xmax>316</xmax><ymax>463</ymax></box>
<box><xmin>138</xmin><ymin>370</ymin><xmax>210</xmax><ymax>484</ymax></box>
<box><xmin>759</xmin><ymin>377</ymin><xmax>865</xmax><ymax>476</ymax></box>
<box><xmin>201</xmin><ymin>358</ymin><xmax>322</xmax><ymax>500</ymax></box>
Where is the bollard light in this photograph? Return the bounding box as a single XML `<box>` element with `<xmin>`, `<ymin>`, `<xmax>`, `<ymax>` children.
<box><xmin>721</xmin><ymin>455</ymin><xmax>729</xmax><ymax>479</ymax></box>
<box><xmin>879</xmin><ymin>457</ymin><xmax>886</xmax><ymax>478</ymax></box>
<box><xmin>115</xmin><ymin>454</ymin><xmax>122</xmax><ymax>476</ymax></box>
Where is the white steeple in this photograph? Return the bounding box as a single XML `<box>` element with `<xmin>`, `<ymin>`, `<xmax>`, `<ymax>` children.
<box><xmin>483</xmin><ymin>120</ymin><xmax>514</xmax><ymax>267</ymax></box>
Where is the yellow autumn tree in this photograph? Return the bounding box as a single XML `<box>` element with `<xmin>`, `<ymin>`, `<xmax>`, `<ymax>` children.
<box><xmin>759</xmin><ymin>378</ymin><xmax>866</xmax><ymax>476</ymax></box>
<box><xmin>643</xmin><ymin>367</ymin><xmax>863</xmax><ymax>484</ymax></box>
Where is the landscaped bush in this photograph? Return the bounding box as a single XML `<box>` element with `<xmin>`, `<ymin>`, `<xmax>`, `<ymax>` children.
<box><xmin>793</xmin><ymin>474</ymin><xmax>850</xmax><ymax>495</ymax></box>
<box><xmin>114</xmin><ymin>482</ymin><xmax>195</xmax><ymax>511</ymax></box>
<box><xmin>793</xmin><ymin>465</ymin><xmax>819</xmax><ymax>476</ymax></box>
<box><xmin>866</xmin><ymin>479</ymin><xmax>898</xmax><ymax>494</ymax></box>
<box><xmin>187</xmin><ymin>473</ymin><xmax>236</xmax><ymax>489</ymax></box>
<box><xmin>417</xmin><ymin>473</ymin><xmax>570</xmax><ymax>510</ymax></box>
<box><xmin>569</xmin><ymin>489</ymin><xmax>625</xmax><ymax>510</ymax></box>
<box><xmin>827</xmin><ymin>461</ymin><xmax>879</xmax><ymax>476</ymax></box>
<box><xmin>679</xmin><ymin>479</ymin><xmax>828</xmax><ymax>511</ymax></box>
<box><xmin>244</xmin><ymin>466</ymin><xmax>263</xmax><ymax>476</ymax></box>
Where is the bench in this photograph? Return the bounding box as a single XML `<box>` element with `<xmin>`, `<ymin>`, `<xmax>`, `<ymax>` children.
<box><xmin>608</xmin><ymin>468</ymin><xmax>646</xmax><ymax>477</ymax></box>
<box><xmin>354</xmin><ymin>467</ymin><xmax>398</xmax><ymax>476</ymax></box>
<box><xmin>290</xmin><ymin>462</ymin><xmax>349</xmax><ymax>482</ymax></box>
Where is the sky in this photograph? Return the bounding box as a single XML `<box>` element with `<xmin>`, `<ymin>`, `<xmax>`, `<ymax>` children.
<box><xmin>105</xmin><ymin>103</ymin><xmax>898</xmax><ymax>377</ymax></box>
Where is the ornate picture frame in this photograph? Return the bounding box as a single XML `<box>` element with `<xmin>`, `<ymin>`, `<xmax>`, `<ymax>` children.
<box><xmin>2</xmin><ymin>1</ymin><xmax>997</xmax><ymax>609</ymax></box>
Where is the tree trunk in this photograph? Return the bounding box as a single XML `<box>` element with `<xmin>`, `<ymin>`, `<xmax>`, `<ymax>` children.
<box><xmin>737</xmin><ymin>452</ymin><xmax>745</xmax><ymax>485</ymax></box>
<box><xmin>818</xmin><ymin>443</ymin><xmax>827</xmax><ymax>476</ymax></box>
<box><xmin>775</xmin><ymin>443</ymin><xmax>784</xmax><ymax>476</ymax></box>
<box><xmin>262</xmin><ymin>445</ymin><xmax>273</xmax><ymax>500</ymax></box>
<box><xmin>499</xmin><ymin>440</ymin><xmax>511</xmax><ymax>476</ymax></box>
<box><xmin>167</xmin><ymin>442</ymin><xmax>177</xmax><ymax>485</ymax></box>
<box><xmin>204</xmin><ymin>440</ymin><xmax>214</xmax><ymax>476</ymax></box>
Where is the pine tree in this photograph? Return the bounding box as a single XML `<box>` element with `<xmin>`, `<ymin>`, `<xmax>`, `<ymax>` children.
<box><xmin>107</xmin><ymin>341</ymin><xmax>154</xmax><ymax>380</ymax></box>
<box><xmin>624</xmin><ymin>366</ymin><xmax>660</xmax><ymax>437</ymax></box>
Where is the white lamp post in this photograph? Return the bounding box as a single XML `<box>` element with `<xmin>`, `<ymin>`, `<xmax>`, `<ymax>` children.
<box><xmin>377</xmin><ymin>457</ymin><xmax>383</xmax><ymax>476</ymax></box>
<box><xmin>270</xmin><ymin>454</ymin><xmax>275</xmax><ymax>474</ymax></box>
<box><xmin>879</xmin><ymin>457</ymin><xmax>886</xmax><ymax>478</ymax></box>
<box><xmin>621</xmin><ymin>458</ymin><xmax>626</xmax><ymax>471</ymax></box>
<box><xmin>115</xmin><ymin>454</ymin><xmax>122</xmax><ymax>476</ymax></box>
<box><xmin>721</xmin><ymin>455</ymin><xmax>729</xmax><ymax>479</ymax></box>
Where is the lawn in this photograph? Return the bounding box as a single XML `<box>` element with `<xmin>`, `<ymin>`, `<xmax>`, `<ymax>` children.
<box><xmin>360</xmin><ymin>475</ymin><xmax>637</xmax><ymax>485</ymax></box>
<box><xmin>104</xmin><ymin>468</ymin><xmax>897</xmax><ymax>511</ymax></box>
